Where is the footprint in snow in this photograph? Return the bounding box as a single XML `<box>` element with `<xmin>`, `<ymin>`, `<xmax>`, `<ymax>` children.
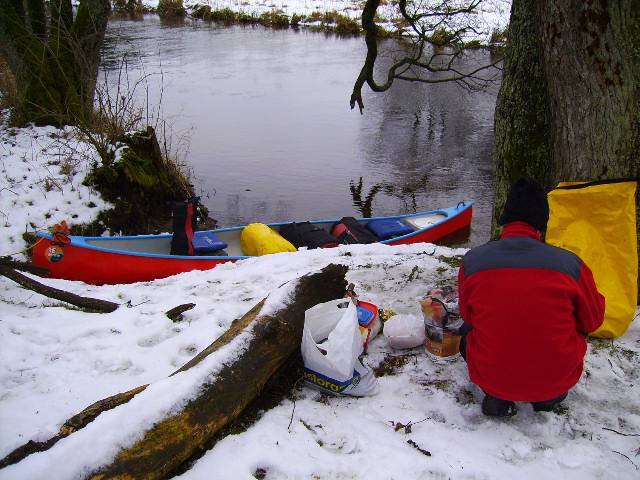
<box><xmin>179</xmin><ymin>344</ymin><xmax>199</xmax><ymax>357</ymax></box>
<box><xmin>137</xmin><ymin>327</ymin><xmax>182</xmax><ymax>347</ymax></box>
<box><xmin>93</xmin><ymin>358</ymin><xmax>134</xmax><ymax>375</ymax></box>
<box><xmin>499</xmin><ymin>440</ymin><xmax>535</xmax><ymax>463</ymax></box>
<box><xmin>301</xmin><ymin>421</ymin><xmax>360</xmax><ymax>454</ymax></box>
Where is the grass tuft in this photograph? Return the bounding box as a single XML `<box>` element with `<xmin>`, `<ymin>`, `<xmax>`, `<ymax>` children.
<box><xmin>209</xmin><ymin>7</ymin><xmax>238</xmax><ymax>23</ymax></box>
<box><xmin>157</xmin><ymin>0</ymin><xmax>186</xmax><ymax>18</ymax></box>
<box><xmin>428</xmin><ymin>27</ymin><xmax>455</xmax><ymax>46</ymax></box>
<box><xmin>290</xmin><ymin>13</ymin><xmax>305</xmax><ymax>27</ymax></box>
<box><xmin>259</xmin><ymin>11</ymin><xmax>290</xmax><ymax>28</ymax></box>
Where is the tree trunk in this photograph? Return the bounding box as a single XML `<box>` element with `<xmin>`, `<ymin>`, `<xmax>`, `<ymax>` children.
<box><xmin>492</xmin><ymin>0</ymin><xmax>639</xmax><ymax>236</ymax></box>
<box><xmin>491</xmin><ymin>0</ymin><xmax>552</xmax><ymax>234</ymax></box>
<box><xmin>535</xmin><ymin>0</ymin><xmax>640</xmax><ymax>183</ymax></box>
<box><xmin>0</xmin><ymin>256</ymin><xmax>49</xmax><ymax>276</ymax></box>
<box><xmin>1</xmin><ymin>264</ymin><xmax>348</xmax><ymax>478</ymax></box>
<box><xmin>0</xmin><ymin>0</ymin><xmax>110</xmax><ymax>126</ymax></box>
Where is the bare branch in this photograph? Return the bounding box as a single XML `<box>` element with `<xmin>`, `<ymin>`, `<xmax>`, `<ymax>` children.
<box><xmin>602</xmin><ymin>427</ymin><xmax>640</xmax><ymax>437</ymax></box>
<box><xmin>351</xmin><ymin>0</ymin><xmax>502</xmax><ymax>112</ymax></box>
<box><xmin>612</xmin><ymin>450</ymin><xmax>639</xmax><ymax>470</ymax></box>
<box><xmin>402</xmin><ymin>0</ymin><xmax>482</xmax><ymax>22</ymax></box>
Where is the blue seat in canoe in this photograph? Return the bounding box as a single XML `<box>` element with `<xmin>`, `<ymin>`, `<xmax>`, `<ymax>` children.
<box><xmin>192</xmin><ymin>231</ymin><xmax>227</xmax><ymax>254</ymax></box>
<box><xmin>366</xmin><ymin>218</ymin><xmax>414</xmax><ymax>240</ymax></box>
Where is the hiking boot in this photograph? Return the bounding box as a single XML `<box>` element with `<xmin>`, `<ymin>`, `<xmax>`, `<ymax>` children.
<box><xmin>531</xmin><ymin>392</ymin><xmax>568</xmax><ymax>412</ymax></box>
<box><xmin>481</xmin><ymin>394</ymin><xmax>517</xmax><ymax>417</ymax></box>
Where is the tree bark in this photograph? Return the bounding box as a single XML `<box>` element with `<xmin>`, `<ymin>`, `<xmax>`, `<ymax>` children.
<box><xmin>492</xmin><ymin>0</ymin><xmax>639</xmax><ymax>237</ymax></box>
<box><xmin>491</xmin><ymin>0</ymin><xmax>552</xmax><ymax>234</ymax></box>
<box><xmin>165</xmin><ymin>303</ymin><xmax>196</xmax><ymax>322</ymax></box>
<box><xmin>535</xmin><ymin>0</ymin><xmax>640</xmax><ymax>183</ymax></box>
<box><xmin>1</xmin><ymin>264</ymin><xmax>348</xmax><ymax>477</ymax></box>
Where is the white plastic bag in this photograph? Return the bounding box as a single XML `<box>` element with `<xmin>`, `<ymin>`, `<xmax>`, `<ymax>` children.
<box><xmin>301</xmin><ymin>298</ymin><xmax>378</xmax><ymax>396</ymax></box>
<box><xmin>383</xmin><ymin>314</ymin><xmax>426</xmax><ymax>349</ymax></box>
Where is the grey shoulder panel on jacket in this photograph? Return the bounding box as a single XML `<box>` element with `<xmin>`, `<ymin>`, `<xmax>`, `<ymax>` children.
<box><xmin>462</xmin><ymin>237</ymin><xmax>583</xmax><ymax>280</ymax></box>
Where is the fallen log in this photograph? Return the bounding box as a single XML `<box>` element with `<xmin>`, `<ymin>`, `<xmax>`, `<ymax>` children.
<box><xmin>0</xmin><ymin>385</ymin><xmax>149</xmax><ymax>469</ymax></box>
<box><xmin>0</xmin><ymin>256</ymin><xmax>50</xmax><ymax>276</ymax></box>
<box><xmin>0</xmin><ymin>265</ymin><xmax>119</xmax><ymax>313</ymax></box>
<box><xmin>1</xmin><ymin>264</ymin><xmax>348</xmax><ymax>478</ymax></box>
<box><xmin>89</xmin><ymin>264</ymin><xmax>347</xmax><ymax>479</ymax></box>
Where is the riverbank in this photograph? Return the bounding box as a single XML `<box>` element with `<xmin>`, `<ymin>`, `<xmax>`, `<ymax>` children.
<box><xmin>0</xmin><ymin>110</ymin><xmax>202</xmax><ymax>258</ymax></box>
<box><xmin>139</xmin><ymin>0</ymin><xmax>511</xmax><ymax>44</ymax></box>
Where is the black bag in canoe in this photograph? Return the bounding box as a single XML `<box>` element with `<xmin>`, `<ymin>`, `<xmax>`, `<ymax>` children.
<box><xmin>279</xmin><ymin>222</ymin><xmax>339</xmax><ymax>249</ymax></box>
<box><xmin>332</xmin><ymin>217</ymin><xmax>379</xmax><ymax>245</ymax></box>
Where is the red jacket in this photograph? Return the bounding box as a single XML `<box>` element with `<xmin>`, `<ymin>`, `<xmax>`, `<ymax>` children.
<box><xmin>458</xmin><ymin>222</ymin><xmax>605</xmax><ymax>402</ymax></box>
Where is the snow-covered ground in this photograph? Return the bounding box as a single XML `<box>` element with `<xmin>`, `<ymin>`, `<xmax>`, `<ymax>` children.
<box><xmin>0</xmin><ymin>112</ymin><xmax>110</xmax><ymax>258</ymax></box>
<box><xmin>141</xmin><ymin>0</ymin><xmax>512</xmax><ymax>44</ymax></box>
<box><xmin>1</xmin><ymin>119</ymin><xmax>639</xmax><ymax>478</ymax></box>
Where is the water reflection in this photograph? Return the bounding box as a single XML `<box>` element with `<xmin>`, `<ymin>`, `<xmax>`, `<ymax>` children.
<box><xmin>349</xmin><ymin>177</ymin><xmax>382</xmax><ymax>217</ymax></box>
<box><xmin>356</xmin><ymin>43</ymin><xmax>500</xmax><ymax>243</ymax></box>
<box><xmin>101</xmin><ymin>17</ymin><xmax>499</xmax><ymax>245</ymax></box>
<box><xmin>349</xmin><ymin>173</ymin><xmax>432</xmax><ymax>217</ymax></box>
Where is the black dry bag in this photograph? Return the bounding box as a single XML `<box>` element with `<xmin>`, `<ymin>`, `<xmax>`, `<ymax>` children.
<box><xmin>279</xmin><ymin>222</ymin><xmax>339</xmax><ymax>249</ymax></box>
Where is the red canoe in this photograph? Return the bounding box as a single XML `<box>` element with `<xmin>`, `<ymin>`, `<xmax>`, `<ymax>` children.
<box><xmin>33</xmin><ymin>202</ymin><xmax>473</xmax><ymax>285</ymax></box>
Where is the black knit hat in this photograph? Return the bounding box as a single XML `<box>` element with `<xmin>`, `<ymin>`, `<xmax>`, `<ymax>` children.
<box><xmin>499</xmin><ymin>178</ymin><xmax>549</xmax><ymax>232</ymax></box>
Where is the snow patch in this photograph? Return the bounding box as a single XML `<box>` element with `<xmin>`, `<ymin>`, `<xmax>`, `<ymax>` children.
<box><xmin>0</xmin><ymin>112</ymin><xmax>111</xmax><ymax>258</ymax></box>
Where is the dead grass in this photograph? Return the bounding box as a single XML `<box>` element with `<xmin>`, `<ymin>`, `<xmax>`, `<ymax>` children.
<box><xmin>373</xmin><ymin>353</ymin><xmax>414</xmax><ymax>376</ymax></box>
<box><xmin>0</xmin><ymin>55</ymin><xmax>17</xmax><ymax>112</ymax></box>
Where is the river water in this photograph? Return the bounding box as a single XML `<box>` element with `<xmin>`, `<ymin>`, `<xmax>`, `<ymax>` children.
<box><xmin>102</xmin><ymin>16</ymin><xmax>500</xmax><ymax>246</ymax></box>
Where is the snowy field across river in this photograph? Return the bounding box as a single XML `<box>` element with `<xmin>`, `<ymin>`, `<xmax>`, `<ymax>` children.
<box><xmin>140</xmin><ymin>0</ymin><xmax>512</xmax><ymax>44</ymax></box>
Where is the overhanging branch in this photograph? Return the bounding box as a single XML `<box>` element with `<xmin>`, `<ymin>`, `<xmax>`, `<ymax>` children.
<box><xmin>350</xmin><ymin>0</ymin><xmax>503</xmax><ymax>113</ymax></box>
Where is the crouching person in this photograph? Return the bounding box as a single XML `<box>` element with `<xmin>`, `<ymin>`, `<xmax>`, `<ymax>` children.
<box><xmin>457</xmin><ymin>178</ymin><xmax>605</xmax><ymax>417</ymax></box>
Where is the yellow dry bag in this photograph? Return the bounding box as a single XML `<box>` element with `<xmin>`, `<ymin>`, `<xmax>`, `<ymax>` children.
<box><xmin>240</xmin><ymin>223</ymin><xmax>297</xmax><ymax>256</ymax></box>
<box><xmin>546</xmin><ymin>179</ymin><xmax>638</xmax><ymax>338</ymax></box>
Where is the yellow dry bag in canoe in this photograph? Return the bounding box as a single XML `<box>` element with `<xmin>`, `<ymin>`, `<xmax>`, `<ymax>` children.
<box><xmin>240</xmin><ymin>223</ymin><xmax>297</xmax><ymax>256</ymax></box>
<box><xmin>546</xmin><ymin>179</ymin><xmax>638</xmax><ymax>338</ymax></box>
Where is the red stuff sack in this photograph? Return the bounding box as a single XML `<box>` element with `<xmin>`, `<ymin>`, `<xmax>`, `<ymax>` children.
<box><xmin>332</xmin><ymin>217</ymin><xmax>379</xmax><ymax>245</ymax></box>
<box><xmin>170</xmin><ymin>198</ymin><xmax>198</xmax><ymax>255</ymax></box>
